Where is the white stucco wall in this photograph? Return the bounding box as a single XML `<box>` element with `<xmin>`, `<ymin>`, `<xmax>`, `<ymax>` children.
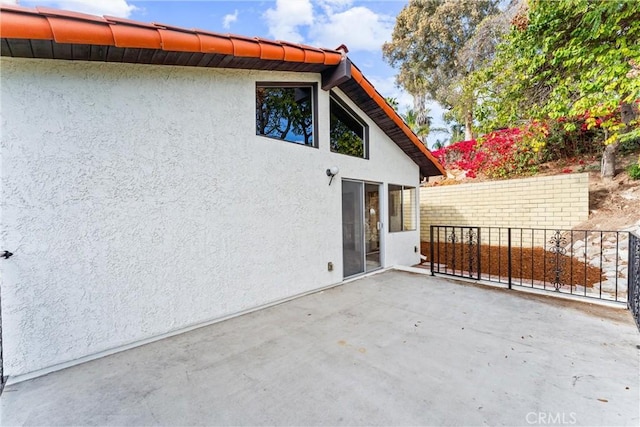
<box><xmin>0</xmin><ymin>58</ymin><xmax>421</xmax><ymax>378</ymax></box>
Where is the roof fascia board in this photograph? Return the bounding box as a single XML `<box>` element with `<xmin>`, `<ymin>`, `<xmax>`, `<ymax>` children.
<box><xmin>321</xmin><ymin>58</ymin><xmax>352</xmax><ymax>91</ymax></box>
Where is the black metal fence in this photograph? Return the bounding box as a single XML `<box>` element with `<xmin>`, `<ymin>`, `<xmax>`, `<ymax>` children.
<box><xmin>0</xmin><ymin>286</ymin><xmax>3</xmax><ymax>393</ymax></box>
<box><xmin>629</xmin><ymin>232</ymin><xmax>640</xmax><ymax>330</ymax></box>
<box><xmin>429</xmin><ymin>225</ymin><xmax>635</xmax><ymax>306</ymax></box>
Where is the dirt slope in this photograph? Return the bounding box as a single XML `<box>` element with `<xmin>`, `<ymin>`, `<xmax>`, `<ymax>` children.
<box><xmin>574</xmin><ymin>155</ymin><xmax>640</xmax><ymax>232</ymax></box>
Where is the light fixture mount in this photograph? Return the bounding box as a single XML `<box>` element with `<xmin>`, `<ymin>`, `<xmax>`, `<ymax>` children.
<box><xmin>326</xmin><ymin>166</ymin><xmax>339</xmax><ymax>186</ymax></box>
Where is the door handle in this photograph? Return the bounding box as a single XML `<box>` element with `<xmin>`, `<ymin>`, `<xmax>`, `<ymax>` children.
<box><xmin>377</xmin><ymin>222</ymin><xmax>382</xmax><ymax>230</ymax></box>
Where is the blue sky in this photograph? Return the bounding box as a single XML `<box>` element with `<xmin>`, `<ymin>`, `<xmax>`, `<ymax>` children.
<box><xmin>4</xmin><ymin>0</ymin><xmax>448</xmax><ymax>146</ymax></box>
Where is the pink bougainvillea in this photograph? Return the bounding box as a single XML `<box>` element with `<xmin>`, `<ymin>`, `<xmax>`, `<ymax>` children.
<box><xmin>433</xmin><ymin>127</ymin><xmax>537</xmax><ymax>179</ymax></box>
<box><xmin>433</xmin><ymin>109</ymin><xmax>614</xmax><ymax>179</ymax></box>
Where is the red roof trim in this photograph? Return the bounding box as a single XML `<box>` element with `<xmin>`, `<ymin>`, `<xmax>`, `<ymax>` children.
<box><xmin>196</xmin><ymin>33</ymin><xmax>234</xmax><ymax>55</ymax></box>
<box><xmin>350</xmin><ymin>65</ymin><xmax>447</xmax><ymax>176</ymax></box>
<box><xmin>0</xmin><ymin>5</ymin><xmax>344</xmax><ymax>65</ymax></box>
<box><xmin>158</xmin><ymin>29</ymin><xmax>200</xmax><ymax>52</ymax></box>
<box><xmin>48</xmin><ymin>16</ymin><xmax>115</xmax><ymax>45</ymax></box>
<box><xmin>103</xmin><ymin>15</ymin><xmax>159</xmax><ymax>29</ymax></box>
<box><xmin>36</xmin><ymin>6</ymin><xmax>108</xmax><ymax>23</ymax></box>
<box><xmin>111</xmin><ymin>23</ymin><xmax>162</xmax><ymax>49</ymax></box>
<box><xmin>0</xmin><ymin>7</ymin><xmax>53</xmax><ymax>39</ymax></box>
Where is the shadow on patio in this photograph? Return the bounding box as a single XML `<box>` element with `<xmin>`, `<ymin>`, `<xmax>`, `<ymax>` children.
<box><xmin>1</xmin><ymin>271</ymin><xmax>639</xmax><ymax>426</ymax></box>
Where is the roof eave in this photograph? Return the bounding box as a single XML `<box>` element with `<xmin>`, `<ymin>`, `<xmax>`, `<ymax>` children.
<box><xmin>0</xmin><ymin>4</ymin><xmax>445</xmax><ymax>177</ymax></box>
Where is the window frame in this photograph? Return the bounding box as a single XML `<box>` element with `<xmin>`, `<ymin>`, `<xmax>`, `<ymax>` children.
<box><xmin>255</xmin><ymin>82</ymin><xmax>319</xmax><ymax>148</ymax></box>
<box><xmin>388</xmin><ymin>184</ymin><xmax>416</xmax><ymax>233</ymax></box>
<box><xmin>329</xmin><ymin>93</ymin><xmax>369</xmax><ymax>159</ymax></box>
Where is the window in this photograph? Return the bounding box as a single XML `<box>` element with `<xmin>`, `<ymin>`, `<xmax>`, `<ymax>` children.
<box><xmin>330</xmin><ymin>95</ymin><xmax>367</xmax><ymax>158</ymax></box>
<box><xmin>256</xmin><ymin>83</ymin><xmax>316</xmax><ymax>147</ymax></box>
<box><xmin>389</xmin><ymin>185</ymin><xmax>416</xmax><ymax>232</ymax></box>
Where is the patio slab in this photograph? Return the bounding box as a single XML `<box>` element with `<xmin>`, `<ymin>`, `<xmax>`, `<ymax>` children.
<box><xmin>1</xmin><ymin>271</ymin><xmax>639</xmax><ymax>426</ymax></box>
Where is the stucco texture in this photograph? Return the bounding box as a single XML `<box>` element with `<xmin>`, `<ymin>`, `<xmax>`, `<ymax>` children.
<box><xmin>0</xmin><ymin>58</ymin><xmax>421</xmax><ymax>378</ymax></box>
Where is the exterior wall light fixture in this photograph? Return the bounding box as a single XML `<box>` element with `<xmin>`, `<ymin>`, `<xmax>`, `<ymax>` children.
<box><xmin>326</xmin><ymin>166</ymin><xmax>339</xmax><ymax>186</ymax></box>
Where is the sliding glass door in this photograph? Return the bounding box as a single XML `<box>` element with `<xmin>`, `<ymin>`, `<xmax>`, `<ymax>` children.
<box><xmin>342</xmin><ymin>180</ymin><xmax>381</xmax><ymax>278</ymax></box>
<box><xmin>364</xmin><ymin>183</ymin><xmax>381</xmax><ymax>271</ymax></box>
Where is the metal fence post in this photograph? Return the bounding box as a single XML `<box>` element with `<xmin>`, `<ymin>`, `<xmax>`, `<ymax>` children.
<box><xmin>628</xmin><ymin>232</ymin><xmax>632</xmax><ymax>311</ymax></box>
<box><xmin>430</xmin><ymin>225</ymin><xmax>435</xmax><ymax>276</ymax></box>
<box><xmin>507</xmin><ymin>228</ymin><xmax>513</xmax><ymax>289</ymax></box>
<box><xmin>477</xmin><ymin>227</ymin><xmax>482</xmax><ymax>280</ymax></box>
<box><xmin>629</xmin><ymin>232</ymin><xmax>640</xmax><ymax>331</ymax></box>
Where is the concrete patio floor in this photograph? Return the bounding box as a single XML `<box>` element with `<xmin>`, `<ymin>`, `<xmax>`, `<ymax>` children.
<box><xmin>1</xmin><ymin>271</ymin><xmax>639</xmax><ymax>426</ymax></box>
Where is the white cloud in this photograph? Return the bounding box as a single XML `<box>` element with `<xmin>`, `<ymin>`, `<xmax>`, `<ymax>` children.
<box><xmin>263</xmin><ymin>0</ymin><xmax>314</xmax><ymax>43</ymax></box>
<box><xmin>309</xmin><ymin>6</ymin><xmax>394</xmax><ymax>52</ymax></box>
<box><xmin>261</xmin><ymin>1</ymin><xmax>392</xmax><ymax>52</ymax></box>
<box><xmin>317</xmin><ymin>0</ymin><xmax>352</xmax><ymax>14</ymax></box>
<box><xmin>366</xmin><ymin>75</ymin><xmax>413</xmax><ymax>113</ymax></box>
<box><xmin>222</xmin><ymin>9</ymin><xmax>238</xmax><ymax>30</ymax></box>
<box><xmin>0</xmin><ymin>0</ymin><xmax>19</xmax><ymax>4</ymax></box>
<box><xmin>320</xmin><ymin>0</ymin><xmax>352</xmax><ymax>7</ymax></box>
<box><xmin>28</xmin><ymin>1</ymin><xmax>137</xmax><ymax>17</ymax></box>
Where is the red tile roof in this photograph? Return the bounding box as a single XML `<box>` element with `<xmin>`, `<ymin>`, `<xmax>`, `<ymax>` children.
<box><xmin>0</xmin><ymin>4</ymin><xmax>444</xmax><ymax>176</ymax></box>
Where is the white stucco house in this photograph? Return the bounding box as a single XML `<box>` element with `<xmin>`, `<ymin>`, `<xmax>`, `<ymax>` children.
<box><xmin>0</xmin><ymin>5</ymin><xmax>444</xmax><ymax>384</ymax></box>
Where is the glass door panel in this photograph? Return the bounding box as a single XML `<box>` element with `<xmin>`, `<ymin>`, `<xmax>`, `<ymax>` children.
<box><xmin>365</xmin><ymin>183</ymin><xmax>381</xmax><ymax>272</ymax></box>
<box><xmin>342</xmin><ymin>180</ymin><xmax>364</xmax><ymax>277</ymax></box>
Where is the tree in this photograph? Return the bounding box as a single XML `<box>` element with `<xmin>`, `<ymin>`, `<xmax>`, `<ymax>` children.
<box><xmin>430</xmin><ymin>114</ymin><xmax>466</xmax><ymax>147</ymax></box>
<box><xmin>256</xmin><ymin>87</ymin><xmax>314</xmax><ymax>145</ymax></box>
<box><xmin>385</xmin><ymin>97</ymin><xmax>399</xmax><ymax>111</ymax></box>
<box><xmin>443</xmin><ymin>116</ymin><xmax>466</xmax><ymax>145</ymax></box>
<box><xmin>330</xmin><ymin>114</ymin><xmax>364</xmax><ymax>157</ymax></box>
<box><xmin>474</xmin><ymin>0</ymin><xmax>640</xmax><ymax>177</ymax></box>
<box><xmin>383</xmin><ymin>0</ymin><xmax>500</xmax><ymax>141</ymax></box>
<box><xmin>432</xmin><ymin>139</ymin><xmax>447</xmax><ymax>150</ymax></box>
<box><xmin>402</xmin><ymin>108</ymin><xmax>433</xmax><ymax>144</ymax></box>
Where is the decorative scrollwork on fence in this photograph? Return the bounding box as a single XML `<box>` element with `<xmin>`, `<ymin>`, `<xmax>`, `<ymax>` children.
<box><xmin>548</xmin><ymin>230</ymin><xmax>567</xmax><ymax>291</ymax></box>
<box><xmin>448</xmin><ymin>229</ymin><xmax>457</xmax><ymax>273</ymax></box>
<box><xmin>467</xmin><ymin>228</ymin><xmax>477</xmax><ymax>278</ymax></box>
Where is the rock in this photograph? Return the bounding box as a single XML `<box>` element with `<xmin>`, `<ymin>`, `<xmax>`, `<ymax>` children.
<box><xmin>587</xmin><ymin>248</ymin><xmax>602</xmax><ymax>258</ymax></box>
<box><xmin>599</xmin><ymin>278</ymin><xmax>621</xmax><ymax>292</ymax></box>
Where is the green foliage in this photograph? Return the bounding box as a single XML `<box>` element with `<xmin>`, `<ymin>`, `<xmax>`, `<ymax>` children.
<box><xmin>383</xmin><ymin>0</ymin><xmax>500</xmax><ymax>136</ymax></box>
<box><xmin>385</xmin><ymin>97</ymin><xmax>399</xmax><ymax>111</ymax></box>
<box><xmin>618</xmin><ymin>127</ymin><xmax>640</xmax><ymax>154</ymax></box>
<box><xmin>473</xmin><ymin>0</ymin><xmax>640</xmax><ymax>143</ymax></box>
<box><xmin>627</xmin><ymin>161</ymin><xmax>640</xmax><ymax>180</ymax></box>
<box><xmin>443</xmin><ymin>114</ymin><xmax>467</xmax><ymax>144</ymax></box>
<box><xmin>542</xmin><ymin>119</ymin><xmax>605</xmax><ymax>161</ymax></box>
<box><xmin>402</xmin><ymin>108</ymin><xmax>433</xmax><ymax>144</ymax></box>
<box><xmin>432</xmin><ymin>140</ymin><xmax>446</xmax><ymax>150</ymax></box>
<box><xmin>330</xmin><ymin>113</ymin><xmax>364</xmax><ymax>157</ymax></box>
<box><xmin>256</xmin><ymin>87</ymin><xmax>313</xmax><ymax>145</ymax></box>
